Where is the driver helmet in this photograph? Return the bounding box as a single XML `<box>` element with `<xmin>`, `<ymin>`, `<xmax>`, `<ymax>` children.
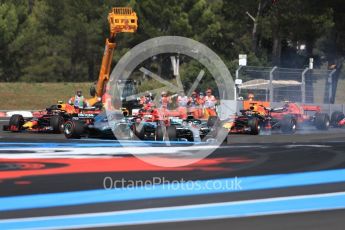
<box><xmin>248</xmin><ymin>93</ymin><xmax>254</xmax><ymax>101</ymax></box>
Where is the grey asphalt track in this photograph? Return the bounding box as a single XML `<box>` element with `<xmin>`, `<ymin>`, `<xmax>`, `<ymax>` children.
<box><xmin>1</xmin><ymin>119</ymin><xmax>345</xmax><ymax>229</ymax></box>
<box><xmin>100</xmin><ymin>209</ymin><xmax>345</xmax><ymax>230</ymax></box>
<box><xmin>2</xmin><ymin>119</ymin><xmax>345</xmax><ymax>143</ymax></box>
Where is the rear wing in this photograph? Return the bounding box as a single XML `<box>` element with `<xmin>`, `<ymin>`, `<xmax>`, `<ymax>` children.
<box><xmin>301</xmin><ymin>105</ymin><xmax>321</xmax><ymax>112</ymax></box>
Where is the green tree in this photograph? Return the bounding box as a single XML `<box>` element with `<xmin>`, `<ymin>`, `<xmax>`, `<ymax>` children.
<box><xmin>259</xmin><ymin>0</ymin><xmax>334</xmax><ymax>66</ymax></box>
<box><xmin>0</xmin><ymin>0</ymin><xmax>344</xmax><ymax>83</ymax></box>
<box><xmin>0</xmin><ymin>2</ymin><xmax>20</xmax><ymax>81</ymax></box>
<box><xmin>9</xmin><ymin>0</ymin><xmax>63</xmax><ymax>81</ymax></box>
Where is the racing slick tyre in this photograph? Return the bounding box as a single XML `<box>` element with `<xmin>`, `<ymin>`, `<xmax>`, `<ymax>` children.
<box><xmin>167</xmin><ymin>125</ymin><xmax>177</xmax><ymax>140</ymax></box>
<box><xmin>315</xmin><ymin>113</ymin><xmax>330</xmax><ymax>130</ymax></box>
<box><xmin>331</xmin><ymin>111</ymin><xmax>344</xmax><ymax>127</ymax></box>
<box><xmin>133</xmin><ymin>123</ymin><xmax>145</xmax><ymax>140</ymax></box>
<box><xmin>155</xmin><ymin>125</ymin><xmax>164</xmax><ymax>141</ymax></box>
<box><xmin>281</xmin><ymin>116</ymin><xmax>297</xmax><ymax>134</ymax></box>
<box><xmin>248</xmin><ymin>117</ymin><xmax>260</xmax><ymax>135</ymax></box>
<box><xmin>94</xmin><ymin>101</ymin><xmax>103</xmax><ymax>110</ymax></box>
<box><xmin>64</xmin><ymin>120</ymin><xmax>85</xmax><ymax>139</ymax></box>
<box><xmin>9</xmin><ymin>114</ymin><xmax>24</xmax><ymax>132</ymax></box>
<box><xmin>50</xmin><ymin>115</ymin><xmax>64</xmax><ymax>133</ymax></box>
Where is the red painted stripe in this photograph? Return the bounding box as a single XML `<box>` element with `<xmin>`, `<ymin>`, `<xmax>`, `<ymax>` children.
<box><xmin>0</xmin><ymin>157</ymin><xmax>252</xmax><ymax>180</ymax></box>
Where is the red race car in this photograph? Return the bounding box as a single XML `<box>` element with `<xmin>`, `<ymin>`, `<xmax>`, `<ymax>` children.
<box><xmin>330</xmin><ymin>111</ymin><xmax>345</xmax><ymax>127</ymax></box>
<box><xmin>264</xmin><ymin>102</ymin><xmax>330</xmax><ymax>133</ymax></box>
<box><xmin>223</xmin><ymin>102</ymin><xmax>330</xmax><ymax>135</ymax></box>
<box><xmin>3</xmin><ymin>103</ymin><xmax>101</xmax><ymax>133</ymax></box>
<box><xmin>131</xmin><ymin>108</ymin><xmax>182</xmax><ymax>140</ymax></box>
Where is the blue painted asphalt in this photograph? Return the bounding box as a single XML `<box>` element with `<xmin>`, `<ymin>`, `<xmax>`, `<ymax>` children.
<box><xmin>1</xmin><ymin>168</ymin><xmax>345</xmax><ymax>211</ymax></box>
<box><xmin>0</xmin><ymin>140</ymin><xmax>203</xmax><ymax>148</ymax></box>
<box><xmin>1</xmin><ymin>192</ymin><xmax>345</xmax><ymax>229</ymax></box>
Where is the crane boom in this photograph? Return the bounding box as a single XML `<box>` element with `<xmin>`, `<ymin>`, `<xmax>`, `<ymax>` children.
<box><xmin>88</xmin><ymin>7</ymin><xmax>138</xmax><ymax>106</ymax></box>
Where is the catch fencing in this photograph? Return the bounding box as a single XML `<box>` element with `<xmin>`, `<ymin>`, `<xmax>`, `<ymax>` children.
<box><xmin>235</xmin><ymin>66</ymin><xmax>336</xmax><ymax>104</ymax></box>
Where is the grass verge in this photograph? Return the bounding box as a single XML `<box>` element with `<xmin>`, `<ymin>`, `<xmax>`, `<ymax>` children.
<box><xmin>0</xmin><ymin>82</ymin><xmax>92</xmax><ymax>110</ymax></box>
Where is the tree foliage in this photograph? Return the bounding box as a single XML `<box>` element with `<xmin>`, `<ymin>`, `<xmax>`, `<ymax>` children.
<box><xmin>0</xmin><ymin>0</ymin><xmax>343</xmax><ymax>82</ymax></box>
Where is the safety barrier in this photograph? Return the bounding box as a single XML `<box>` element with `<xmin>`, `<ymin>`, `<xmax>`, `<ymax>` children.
<box><xmin>235</xmin><ymin>66</ymin><xmax>336</xmax><ymax>104</ymax></box>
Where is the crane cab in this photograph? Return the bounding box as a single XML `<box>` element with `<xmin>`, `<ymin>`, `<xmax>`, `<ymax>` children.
<box><xmin>108</xmin><ymin>7</ymin><xmax>138</xmax><ymax>34</ymax></box>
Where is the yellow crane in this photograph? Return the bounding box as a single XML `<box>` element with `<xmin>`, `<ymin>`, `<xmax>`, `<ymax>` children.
<box><xmin>88</xmin><ymin>7</ymin><xmax>138</xmax><ymax>107</ymax></box>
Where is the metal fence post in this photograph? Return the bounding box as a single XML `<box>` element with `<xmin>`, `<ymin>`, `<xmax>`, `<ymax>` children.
<box><xmin>269</xmin><ymin>66</ymin><xmax>277</xmax><ymax>103</ymax></box>
<box><xmin>235</xmin><ymin>66</ymin><xmax>243</xmax><ymax>100</ymax></box>
<box><xmin>329</xmin><ymin>69</ymin><xmax>336</xmax><ymax>103</ymax></box>
<box><xmin>301</xmin><ymin>68</ymin><xmax>309</xmax><ymax>103</ymax></box>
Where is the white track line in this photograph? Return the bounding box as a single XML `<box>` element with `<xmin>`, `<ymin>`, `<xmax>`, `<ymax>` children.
<box><xmin>0</xmin><ymin>145</ymin><xmax>218</xmax><ymax>158</ymax></box>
